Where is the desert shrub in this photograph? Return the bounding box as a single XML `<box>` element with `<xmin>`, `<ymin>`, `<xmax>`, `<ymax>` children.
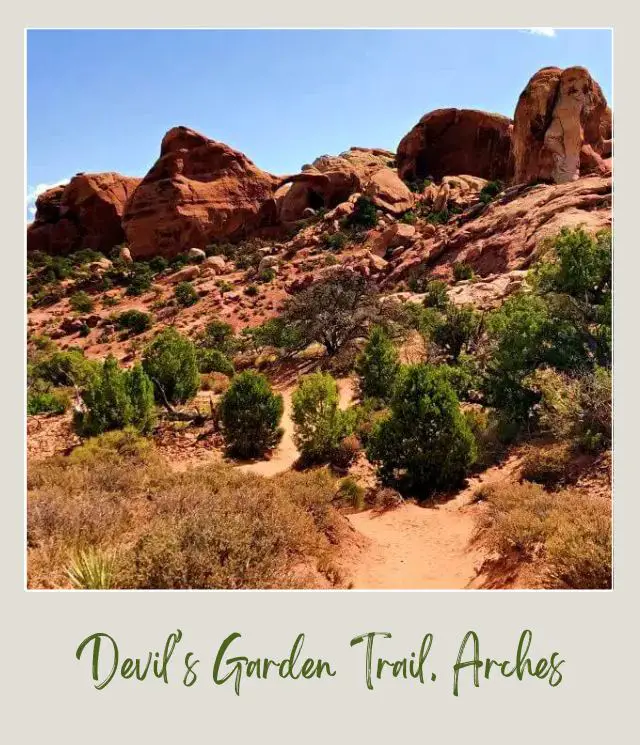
<box><xmin>199</xmin><ymin>372</ymin><xmax>231</xmax><ymax>394</ymax></box>
<box><xmin>423</xmin><ymin>279</ymin><xmax>450</xmax><ymax>309</ymax></box>
<box><xmin>217</xmin><ymin>280</ymin><xmax>233</xmax><ymax>294</ymax></box>
<box><xmin>463</xmin><ymin>407</ymin><xmax>506</xmax><ymax>469</ymax></box>
<box><xmin>114</xmin><ymin>309</ymin><xmax>152</xmax><ymax>335</ymax></box>
<box><xmin>322</xmin><ymin>232</ymin><xmax>348</xmax><ymax>251</ymax></box>
<box><xmin>142</xmin><ymin>328</ymin><xmax>200</xmax><ymax>405</ymax></box>
<box><xmin>337</xmin><ymin>476</ymin><xmax>366</xmax><ymax>510</ymax></box>
<box><xmin>69</xmin><ymin>291</ymin><xmax>94</xmax><ymax>314</ymax></box>
<box><xmin>352</xmin><ymin>399</ymin><xmax>390</xmax><ymax>445</ymax></box>
<box><xmin>245</xmin><ymin>284</ymin><xmax>259</xmax><ymax>297</ymax></box>
<box><xmin>533</xmin><ymin>227</ymin><xmax>611</xmax><ymax>304</ymax></box>
<box><xmin>355</xmin><ymin>325</ymin><xmax>400</xmax><ymax>402</ymax></box>
<box><xmin>32</xmin><ymin>349</ymin><xmax>97</xmax><ymax>387</ymax></box>
<box><xmin>27</xmin><ymin>389</ymin><xmax>70</xmax><ymax>415</ymax></box>
<box><xmin>425</xmin><ymin>209</ymin><xmax>450</xmax><ymax>225</ymax></box>
<box><xmin>74</xmin><ymin>357</ymin><xmax>155</xmax><ymax>437</ymax></box>
<box><xmin>196</xmin><ymin>348</ymin><xmax>235</xmax><ymax>377</ymax></box>
<box><xmin>292</xmin><ymin>373</ymin><xmax>354</xmax><ymax>463</ymax></box>
<box><xmin>483</xmin><ymin>293</ymin><xmax>592</xmax><ymax>423</ymax></box>
<box><xmin>125</xmin><ymin>263</ymin><xmax>153</xmax><ymax>296</ymax></box>
<box><xmin>520</xmin><ymin>443</ymin><xmax>574</xmax><ymax>488</ymax></box>
<box><xmin>283</xmin><ymin>270</ymin><xmax>380</xmax><ymax>356</ymax></box>
<box><xmin>149</xmin><ymin>256</ymin><xmax>168</xmax><ymax>273</ymax></box>
<box><xmin>478</xmin><ymin>482</ymin><xmax>555</xmax><ymax>556</ymax></box>
<box><xmin>478</xmin><ymin>180</ymin><xmax>502</xmax><ymax>205</ymax></box>
<box><xmin>219</xmin><ymin>371</ymin><xmax>284</xmax><ymax>458</ymax></box>
<box><xmin>346</xmin><ymin>196</ymin><xmax>378</xmax><ymax>230</ymax></box>
<box><xmin>545</xmin><ymin>491</ymin><xmax>611</xmax><ymax>589</ymax></box>
<box><xmin>525</xmin><ymin>367</ymin><xmax>611</xmax><ymax>452</ymax></box>
<box><xmin>199</xmin><ymin>319</ymin><xmax>236</xmax><ymax>353</ymax></box>
<box><xmin>453</xmin><ymin>261</ymin><xmax>474</xmax><ymax>281</ymax></box>
<box><xmin>436</xmin><ymin>355</ymin><xmax>480</xmax><ymax>400</ymax></box>
<box><xmin>243</xmin><ymin>317</ymin><xmax>304</xmax><ymax>353</ymax></box>
<box><xmin>477</xmin><ymin>482</ymin><xmax>611</xmax><ymax>588</ymax></box>
<box><xmin>126</xmin><ymin>364</ymin><xmax>156</xmax><ymax>433</ymax></box>
<box><xmin>366</xmin><ymin>364</ymin><xmax>477</xmax><ymax>494</ymax></box>
<box><xmin>28</xmin><ymin>445</ymin><xmax>341</xmax><ymax>589</ymax></box>
<box><xmin>174</xmin><ymin>281</ymin><xmax>199</xmax><ymax>307</ymax></box>
<box><xmin>74</xmin><ymin>356</ymin><xmax>133</xmax><ymax>436</ymax></box>
<box><xmin>399</xmin><ymin>210</ymin><xmax>417</xmax><ymax>225</ymax></box>
<box><xmin>432</xmin><ymin>303</ymin><xmax>481</xmax><ymax>361</ymax></box>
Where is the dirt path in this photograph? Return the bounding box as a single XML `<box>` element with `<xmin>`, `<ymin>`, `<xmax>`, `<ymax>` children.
<box><xmin>237</xmin><ymin>378</ymin><xmax>356</xmax><ymax>478</ymax></box>
<box><xmin>345</xmin><ymin>455</ymin><xmax>522</xmax><ymax>589</ymax></box>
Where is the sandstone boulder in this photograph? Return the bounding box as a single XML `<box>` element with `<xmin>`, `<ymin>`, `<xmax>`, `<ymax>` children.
<box><xmin>202</xmin><ymin>256</ymin><xmax>227</xmax><ymax>274</ymax></box>
<box><xmin>169</xmin><ymin>265</ymin><xmax>200</xmax><ymax>284</ymax></box>
<box><xmin>512</xmin><ymin>66</ymin><xmax>612</xmax><ymax>185</ymax></box>
<box><xmin>396</xmin><ymin>109</ymin><xmax>513</xmax><ymax>184</ymax></box>
<box><xmin>122</xmin><ymin>126</ymin><xmax>280</xmax><ymax>260</ymax></box>
<box><xmin>187</xmin><ymin>247</ymin><xmax>207</xmax><ymax>262</ymax></box>
<box><xmin>27</xmin><ymin>172</ymin><xmax>140</xmax><ymax>256</ymax></box>
<box><xmin>370</xmin><ymin>223</ymin><xmax>417</xmax><ymax>258</ymax></box>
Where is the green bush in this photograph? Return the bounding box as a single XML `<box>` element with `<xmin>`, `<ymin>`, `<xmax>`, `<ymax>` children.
<box><xmin>322</xmin><ymin>232</ymin><xmax>348</xmax><ymax>251</ymax></box>
<box><xmin>125</xmin><ymin>263</ymin><xmax>153</xmax><ymax>296</ymax></box>
<box><xmin>199</xmin><ymin>319</ymin><xmax>235</xmax><ymax>353</ymax></box>
<box><xmin>142</xmin><ymin>328</ymin><xmax>200</xmax><ymax>405</ymax></box>
<box><xmin>432</xmin><ymin>303</ymin><xmax>481</xmax><ymax>361</ymax></box>
<box><xmin>69</xmin><ymin>291</ymin><xmax>94</xmax><ymax>314</ymax></box>
<box><xmin>453</xmin><ymin>262</ymin><xmax>474</xmax><ymax>281</ymax></box>
<box><xmin>366</xmin><ymin>364</ymin><xmax>477</xmax><ymax>494</ymax></box>
<box><xmin>423</xmin><ymin>280</ymin><xmax>450</xmax><ymax>309</ymax></box>
<box><xmin>243</xmin><ymin>317</ymin><xmax>304</xmax><ymax>353</ymax></box>
<box><xmin>115</xmin><ymin>309</ymin><xmax>153</xmax><ymax>335</ymax></box>
<box><xmin>355</xmin><ymin>325</ymin><xmax>400</xmax><ymax>402</ymax></box>
<box><xmin>337</xmin><ymin>476</ymin><xmax>366</xmax><ymax>510</ymax></box>
<box><xmin>27</xmin><ymin>389</ymin><xmax>69</xmax><ymax>415</ymax></box>
<box><xmin>79</xmin><ymin>360</ymin><xmax>155</xmax><ymax>435</ymax></box>
<box><xmin>479</xmin><ymin>180</ymin><xmax>502</xmax><ymax>205</ymax></box>
<box><xmin>346</xmin><ymin>196</ymin><xmax>378</xmax><ymax>230</ymax></box>
<box><xmin>245</xmin><ymin>284</ymin><xmax>259</xmax><ymax>297</ymax></box>
<box><xmin>32</xmin><ymin>349</ymin><xmax>97</xmax><ymax>387</ymax></box>
<box><xmin>175</xmin><ymin>281</ymin><xmax>199</xmax><ymax>307</ymax></box>
<box><xmin>149</xmin><ymin>256</ymin><xmax>168</xmax><ymax>274</ymax></box>
<box><xmin>292</xmin><ymin>373</ymin><xmax>354</xmax><ymax>464</ymax></box>
<box><xmin>197</xmin><ymin>348</ymin><xmax>235</xmax><ymax>377</ymax></box>
<box><xmin>258</xmin><ymin>267</ymin><xmax>276</xmax><ymax>283</ymax></box>
<box><xmin>399</xmin><ymin>210</ymin><xmax>417</xmax><ymax>225</ymax></box>
<box><xmin>219</xmin><ymin>371</ymin><xmax>284</xmax><ymax>458</ymax></box>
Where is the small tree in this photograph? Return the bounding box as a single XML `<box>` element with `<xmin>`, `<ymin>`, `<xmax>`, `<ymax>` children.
<box><xmin>126</xmin><ymin>364</ymin><xmax>156</xmax><ymax>433</ymax></box>
<box><xmin>69</xmin><ymin>291</ymin><xmax>94</xmax><ymax>314</ymax></box>
<box><xmin>219</xmin><ymin>371</ymin><xmax>284</xmax><ymax>458</ymax></box>
<box><xmin>115</xmin><ymin>310</ymin><xmax>153</xmax><ymax>335</ymax></box>
<box><xmin>199</xmin><ymin>319</ymin><xmax>235</xmax><ymax>353</ymax></box>
<box><xmin>283</xmin><ymin>270</ymin><xmax>380</xmax><ymax>356</ymax></box>
<box><xmin>175</xmin><ymin>281</ymin><xmax>199</xmax><ymax>307</ymax></box>
<box><xmin>142</xmin><ymin>328</ymin><xmax>200</xmax><ymax>405</ymax></box>
<box><xmin>346</xmin><ymin>196</ymin><xmax>378</xmax><ymax>230</ymax></box>
<box><xmin>423</xmin><ymin>280</ymin><xmax>450</xmax><ymax>310</ymax></box>
<box><xmin>355</xmin><ymin>325</ymin><xmax>400</xmax><ymax>402</ymax></box>
<box><xmin>292</xmin><ymin>373</ymin><xmax>353</xmax><ymax>463</ymax></box>
<box><xmin>366</xmin><ymin>364</ymin><xmax>477</xmax><ymax>494</ymax></box>
<box><xmin>197</xmin><ymin>348</ymin><xmax>235</xmax><ymax>377</ymax></box>
<box><xmin>432</xmin><ymin>303</ymin><xmax>481</xmax><ymax>361</ymax></box>
<box><xmin>75</xmin><ymin>356</ymin><xmax>133</xmax><ymax>436</ymax></box>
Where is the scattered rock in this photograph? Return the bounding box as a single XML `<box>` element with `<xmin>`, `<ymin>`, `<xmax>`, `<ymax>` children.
<box><xmin>169</xmin><ymin>265</ymin><xmax>200</xmax><ymax>283</ymax></box>
<box><xmin>187</xmin><ymin>247</ymin><xmax>207</xmax><ymax>262</ymax></box>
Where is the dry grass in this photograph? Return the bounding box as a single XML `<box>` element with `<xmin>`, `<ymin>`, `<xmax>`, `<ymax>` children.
<box><xmin>28</xmin><ymin>430</ymin><xmax>344</xmax><ymax>589</ymax></box>
<box><xmin>476</xmin><ymin>479</ymin><xmax>611</xmax><ymax>589</ymax></box>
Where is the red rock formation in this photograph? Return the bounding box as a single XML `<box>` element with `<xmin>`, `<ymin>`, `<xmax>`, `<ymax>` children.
<box><xmin>122</xmin><ymin>127</ymin><xmax>280</xmax><ymax>259</ymax></box>
<box><xmin>27</xmin><ymin>173</ymin><xmax>140</xmax><ymax>256</ymax></box>
<box><xmin>382</xmin><ymin>176</ymin><xmax>611</xmax><ymax>287</ymax></box>
<box><xmin>396</xmin><ymin>109</ymin><xmax>513</xmax><ymax>183</ymax></box>
<box><xmin>277</xmin><ymin>148</ymin><xmax>413</xmax><ymax>222</ymax></box>
<box><xmin>512</xmin><ymin>66</ymin><xmax>612</xmax><ymax>185</ymax></box>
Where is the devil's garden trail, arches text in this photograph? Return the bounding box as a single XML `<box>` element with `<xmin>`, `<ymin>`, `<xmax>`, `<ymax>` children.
<box><xmin>74</xmin><ymin>628</ymin><xmax>564</xmax><ymax>696</ymax></box>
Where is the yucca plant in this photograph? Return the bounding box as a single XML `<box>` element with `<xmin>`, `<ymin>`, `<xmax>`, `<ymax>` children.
<box><xmin>66</xmin><ymin>548</ymin><xmax>116</xmax><ymax>590</ymax></box>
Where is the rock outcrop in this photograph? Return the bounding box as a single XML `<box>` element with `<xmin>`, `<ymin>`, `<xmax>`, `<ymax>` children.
<box><xmin>512</xmin><ymin>66</ymin><xmax>612</xmax><ymax>185</ymax></box>
<box><xmin>122</xmin><ymin>126</ymin><xmax>280</xmax><ymax>259</ymax></box>
<box><xmin>276</xmin><ymin>148</ymin><xmax>413</xmax><ymax>223</ymax></box>
<box><xmin>27</xmin><ymin>172</ymin><xmax>140</xmax><ymax>256</ymax></box>
<box><xmin>396</xmin><ymin>109</ymin><xmax>513</xmax><ymax>184</ymax></box>
<box><xmin>382</xmin><ymin>176</ymin><xmax>611</xmax><ymax>287</ymax></box>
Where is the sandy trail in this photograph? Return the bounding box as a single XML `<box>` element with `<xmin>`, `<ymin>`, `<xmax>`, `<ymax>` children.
<box><xmin>345</xmin><ymin>455</ymin><xmax>521</xmax><ymax>589</ymax></box>
<box><xmin>237</xmin><ymin>378</ymin><xmax>356</xmax><ymax>478</ymax></box>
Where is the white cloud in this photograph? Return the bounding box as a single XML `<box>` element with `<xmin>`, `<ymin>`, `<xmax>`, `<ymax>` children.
<box><xmin>522</xmin><ymin>28</ymin><xmax>557</xmax><ymax>38</ymax></box>
<box><xmin>26</xmin><ymin>178</ymin><xmax>70</xmax><ymax>220</ymax></box>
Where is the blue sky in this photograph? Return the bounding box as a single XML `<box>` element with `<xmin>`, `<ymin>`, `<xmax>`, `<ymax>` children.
<box><xmin>26</xmin><ymin>28</ymin><xmax>612</xmax><ymax>216</ymax></box>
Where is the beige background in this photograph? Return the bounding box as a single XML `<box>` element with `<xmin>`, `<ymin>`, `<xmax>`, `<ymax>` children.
<box><xmin>2</xmin><ymin>5</ymin><xmax>637</xmax><ymax>742</ymax></box>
